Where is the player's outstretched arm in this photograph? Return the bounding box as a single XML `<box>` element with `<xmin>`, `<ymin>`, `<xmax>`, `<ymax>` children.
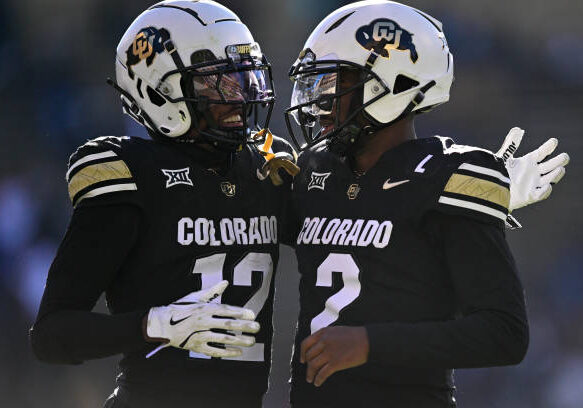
<box><xmin>144</xmin><ymin>280</ymin><xmax>259</xmax><ymax>358</ymax></box>
<box><xmin>496</xmin><ymin>127</ymin><xmax>570</xmax><ymax>211</ymax></box>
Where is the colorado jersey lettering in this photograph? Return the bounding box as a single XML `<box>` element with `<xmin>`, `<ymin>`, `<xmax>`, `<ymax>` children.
<box><xmin>177</xmin><ymin>216</ymin><xmax>278</xmax><ymax>246</ymax></box>
<box><xmin>296</xmin><ymin>217</ymin><xmax>392</xmax><ymax>248</ymax></box>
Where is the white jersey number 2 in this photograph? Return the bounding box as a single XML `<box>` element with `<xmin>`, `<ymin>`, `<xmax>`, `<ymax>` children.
<box><xmin>310</xmin><ymin>253</ymin><xmax>361</xmax><ymax>333</ymax></box>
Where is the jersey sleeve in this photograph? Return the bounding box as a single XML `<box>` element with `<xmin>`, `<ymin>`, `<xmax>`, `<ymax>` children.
<box><xmin>366</xmin><ymin>211</ymin><xmax>528</xmax><ymax>369</ymax></box>
<box><xmin>30</xmin><ymin>204</ymin><xmax>147</xmax><ymax>364</ymax></box>
<box><xmin>66</xmin><ymin>137</ymin><xmax>139</xmax><ymax>208</ymax></box>
<box><xmin>434</xmin><ymin>144</ymin><xmax>510</xmax><ymax>228</ymax></box>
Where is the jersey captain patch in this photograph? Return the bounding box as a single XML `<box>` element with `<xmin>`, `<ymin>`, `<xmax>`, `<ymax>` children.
<box><xmin>67</xmin><ymin>150</ymin><xmax>137</xmax><ymax>206</ymax></box>
<box><xmin>438</xmin><ymin>162</ymin><xmax>510</xmax><ymax>221</ymax></box>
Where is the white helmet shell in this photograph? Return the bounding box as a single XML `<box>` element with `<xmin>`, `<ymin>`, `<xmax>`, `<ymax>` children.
<box><xmin>299</xmin><ymin>0</ymin><xmax>453</xmax><ymax>124</ymax></box>
<box><xmin>115</xmin><ymin>0</ymin><xmax>257</xmax><ymax>137</ymax></box>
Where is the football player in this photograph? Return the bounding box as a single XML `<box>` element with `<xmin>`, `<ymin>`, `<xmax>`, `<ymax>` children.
<box><xmin>283</xmin><ymin>1</ymin><xmax>570</xmax><ymax>407</ymax></box>
<box><xmin>29</xmin><ymin>1</ymin><xmax>567</xmax><ymax>407</ymax></box>
<box><xmin>29</xmin><ymin>1</ymin><xmax>297</xmax><ymax>407</ymax></box>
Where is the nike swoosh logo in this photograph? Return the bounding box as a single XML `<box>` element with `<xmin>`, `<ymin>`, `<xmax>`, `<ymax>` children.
<box><xmin>382</xmin><ymin>179</ymin><xmax>410</xmax><ymax>190</ymax></box>
<box><xmin>170</xmin><ymin>316</ymin><xmax>189</xmax><ymax>326</ymax></box>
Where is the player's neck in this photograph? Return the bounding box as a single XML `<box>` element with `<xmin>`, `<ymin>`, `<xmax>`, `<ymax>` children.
<box><xmin>351</xmin><ymin>116</ymin><xmax>416</xmax><ymax>174</ymax></box>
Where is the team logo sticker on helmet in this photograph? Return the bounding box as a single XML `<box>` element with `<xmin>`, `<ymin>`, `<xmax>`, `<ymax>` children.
<box><xmin>355</xmin><ymin>19</ymin><xmax>418</xmax><ymax>63</ymax></box>
<box><xmin>125</xmin><ymin>27</ymin><xmax>170</xmax><ymax>79</ymax></box>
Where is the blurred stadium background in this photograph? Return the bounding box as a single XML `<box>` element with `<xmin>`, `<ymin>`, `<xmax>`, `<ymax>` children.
<box><xmin>0</xmin><ymin>0</ymin><xmax>581</xmax><ymax>407</ymax></box>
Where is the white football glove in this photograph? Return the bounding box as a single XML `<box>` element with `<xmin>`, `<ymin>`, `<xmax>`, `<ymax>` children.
<box><xmin>496</xmin><ymin>127</ymin><xmax>570</xmax><ymax>211</ymax></box>
<box><xmin>145</xmin><ymin>280</ymin><xmax>260</xmax><ymax>358</ymax></box>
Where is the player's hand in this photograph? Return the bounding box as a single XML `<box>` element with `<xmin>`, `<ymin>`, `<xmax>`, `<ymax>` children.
<box><xmin>144</xmin><ymin>280</ymin><xmax>260</xmax><ymax>358</ymax></box>
<box><xmin>255</xmin><ymin>128</ymin><xmax>300</xmax><ymax>185</ymax></box>
<box><xmin>300</xmin><ymin>326</ymin><xmax>369</xmax><ymax>387</ymax></box>
<box><xmin>496</xmin><ymin>127</ymin><xmax>570</xmax><ymax>211</ymax></box>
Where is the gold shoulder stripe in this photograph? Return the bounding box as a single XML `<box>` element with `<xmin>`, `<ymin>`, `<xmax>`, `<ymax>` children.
<box><xmin>66</xmin><ymin>150</ymin><xmax>118</xmax><ymax>181</ymax></box>
<box><xmin>68</xmin><ymin>160</ymin><xmax>133</xmax><ymax>201</ymax></box>
<box><xmin>444</xmin><ymin>173</ymin><xmax>509</xmax><ymax>208</ymax></box>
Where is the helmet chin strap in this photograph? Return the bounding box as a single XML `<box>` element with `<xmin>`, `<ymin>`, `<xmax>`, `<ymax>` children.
<box><xmin>328</xmin><ymin>123</ymin><xmax>373</xmax><ymax>156</ymax></box>
<box><xmin>395</xmin><ymin>80</ymin><xmax>436</xmax><ymax>119</ymax></box>
<box><xmin>328</xmin><ymin>80</ymin><xmax>436</xmax><ymax>156</ymax></box>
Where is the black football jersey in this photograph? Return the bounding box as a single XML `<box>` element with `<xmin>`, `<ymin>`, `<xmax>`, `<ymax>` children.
<box><xmin>289</xmin><ymin>136</ymin><xmax>525</xmax><ymax>407</ymax></box>
<box><xmin>64</xmin><ymin>134</ymin><xmax>294</xmax><ymax>402</ymax></box>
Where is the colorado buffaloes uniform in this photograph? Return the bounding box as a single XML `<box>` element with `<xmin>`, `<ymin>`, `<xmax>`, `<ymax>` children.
<box><xmin>289</xmin><ymin>137</ymin><xmax>528</xmax><ymax>407</ymax></box>
<box><xmin>32</xmin><ymin>135</ymin><xmax>294</xmax><ymax>407</ymax></box>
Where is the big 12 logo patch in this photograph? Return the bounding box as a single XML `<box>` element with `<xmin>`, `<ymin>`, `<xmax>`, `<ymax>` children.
<box><xmin>355</xmin><ymin>19</ymin><xmax>418</xmax><ymax>63</ymax></box>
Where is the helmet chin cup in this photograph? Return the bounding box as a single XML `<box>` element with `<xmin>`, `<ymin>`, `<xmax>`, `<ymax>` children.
<box><xmin>327</xmin><ymin>123</ymin><xmax>361</xmax><ymax>156</ymax></box>
<box><xmin>327</xmin><ymin>123</ymin><xmax>378</xmax><ymax>156</ymax></box>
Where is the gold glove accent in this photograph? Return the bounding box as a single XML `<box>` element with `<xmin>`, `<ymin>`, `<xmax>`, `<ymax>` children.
<box><xmin>255</xmin><ymin>129</ymin><xmax>300</xmax><ymax>186</ymax></box>
<box><xmin>260</xmin><ymin>152</ymin><xmax>300</xmax><ymax>185</ymax></box>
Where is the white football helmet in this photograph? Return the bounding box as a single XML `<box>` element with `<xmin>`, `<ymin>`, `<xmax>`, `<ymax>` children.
<box><xmin>111</xmin><ymin>0</ymin><xmax>275</xmax><ymax>150</ymax></box>
<box><xmin>285</xmin><ymin>0</ymin><xmax>453</xmax><ymax>153</ymax></box>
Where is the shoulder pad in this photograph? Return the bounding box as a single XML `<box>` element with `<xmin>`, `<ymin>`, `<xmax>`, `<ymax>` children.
<box><xmin>296</xmin><ymin>140</ymin><xmax>332</xmax><ymax>167</ymax></box>
<box><xmin>66</xmin><ymin>136</ymin><xmax>137</xmax><ymax>207</ymax></box>
<box><xmin>434</xmin><ymin>138</ymin><xmax>510</xmax><ymax>226</ymax></box>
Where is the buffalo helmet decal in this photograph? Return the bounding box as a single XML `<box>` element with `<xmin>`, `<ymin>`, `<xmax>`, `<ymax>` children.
<box><xmin>355</xmin><ymin>19</ymin><xmax>418</xmax><ymax>63</ymax></box>
<box><xmin>125</xmin><ymin>27</ymin><xmax>171</xmax><ymax>79</ymax></box>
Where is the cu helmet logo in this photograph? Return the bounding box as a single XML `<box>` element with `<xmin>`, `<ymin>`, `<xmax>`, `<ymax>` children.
<box><xmin>355</xmin><ymin>18</ymin><xmax>418</xmax><ymax>63</ymax></box>
<box><xmin>125</xmin><ymin>27</ymin><xmax>170</xmax><ymax>79</ymax></box>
